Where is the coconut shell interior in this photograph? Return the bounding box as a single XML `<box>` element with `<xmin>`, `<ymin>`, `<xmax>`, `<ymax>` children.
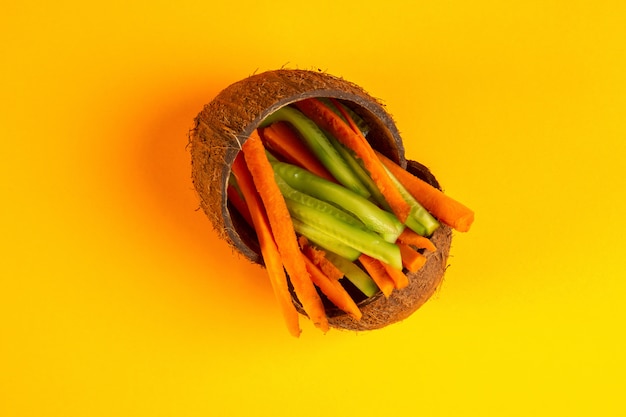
<box><xmin>190</xmin><ymin>69</ymin><xmax>451</xmax><ymax>331</ymax></box>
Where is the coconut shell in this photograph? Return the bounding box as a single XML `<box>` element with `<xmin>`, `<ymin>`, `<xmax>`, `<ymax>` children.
<box><xmin>190</xmin><ymin>69</ymin><xmax>452</xmax><ymax>331</ymax></box>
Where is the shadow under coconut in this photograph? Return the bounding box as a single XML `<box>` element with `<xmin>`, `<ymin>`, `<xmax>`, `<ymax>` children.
<box><xmin>125</xmin><ymin>79</ymin><xmax>276</xmax><ymax>318</ymax></box>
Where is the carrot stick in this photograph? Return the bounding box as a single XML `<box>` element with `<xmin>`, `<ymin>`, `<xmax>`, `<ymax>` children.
<box><xmin>231</xmin><ymin>154</ymin><xmax>301</xmax><ymax>337</ymax></box>
<box><xmin>381</xmin><ymin>261</ymin><xmax>410</xmax><ymax>289</ymax></box>
<box><xmin>397</xmin><ymin>243</ymin><xmax>428</xmax><ymax>273</ymax></box>
<box><xmin>301</xmin><ymin>254</ymin><xmax>362</xmax><ymax>321</ymax></box>
<box><xmin>396</xmin><ymin>228</ymin><xmax>437</xmax><ymax>252</ymax></box>
<box><xmin>328</xmin><ymin>98</ymin><xmax>363</xmax><ymax>139</ymax></box>
<box><xmin>260</xmin><ymin>122</ymin><xmax>337</xmax><ymax>182</ymax></box>
<box><xmin>376</xmin><ymin>151</ymin><xmax>475</xmax><ymax>232</ymax></box>
<box><xmin>294</xmin><ymin>98</ymin><xmax>412</xmax><ymax>222</ymax></box>
<box><xmin>358</xmin><ymin>254</ymin><xmax>395</xmax><ymax>298</ymax></box>
<box><xmin>298</xmin><ymin>237</ymin><xmax>344</xmax><ymax>281</ymax></box>
<box><xmin>227</xmin><ymin>184</ymin><xmax>253</xmax><ymax>226</ymax></box>
<box><xmin>241</xmin><ymin>131</ymin><xmax>329</xmax><ymax>332</ymax></box>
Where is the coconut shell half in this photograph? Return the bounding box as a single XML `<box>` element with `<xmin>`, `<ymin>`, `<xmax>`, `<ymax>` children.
<box><xmin>190</xmin><ymin>69</ymin><xmax>451</xmax><ymax>331</ymax></box>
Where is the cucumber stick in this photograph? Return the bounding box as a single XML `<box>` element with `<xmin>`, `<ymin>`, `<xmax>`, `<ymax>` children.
<box><xmin>273</xmin><ymin>173</ymin><xmax>366</xmax><ymax>231</ymax></box>
<box><xmin>260</xmin><ymin>106</ymin><xmax>371</xmax><ymax>198</ymax></box>
<box><xmin>290</xmin><ymin>218</ymin><xmax>361</xmax><ymax>261</ymax></box>
<box><xmin>324</xmin><ymin>251</ymin><xmax>379</xmax><ymax>297</ymax></box>
<box><xmin>285</xmin><ymin>198</ymin><xmax>402</xmax><ymax>270</ymax></box>
<box><xmin>272</xmin><ymin>161</ymin><xmax>405</xmax><ymax>242</ymax></box>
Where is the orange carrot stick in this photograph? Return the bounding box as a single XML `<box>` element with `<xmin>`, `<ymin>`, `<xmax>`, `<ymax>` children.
<box><xmin>299</xmin><ymin>237</ymin><xmax>344</xmax><ymax>281</ymax></box>
<box><xmin>376</xmin><ymin>151</ymin><xmax>475</xmax><ymax>232</ymax></box>
<box><xmin>294</xmin><ymin>98</ymin><xmax>412</xmax><ymax>222</ymax></box>
<box><xmin>241</xmin><ymin>131</ymin><xmax>329</xmax><ymax>332</ymax></box>
<box><xmin>231</xmin><ymin>154</ymin><xmax>301</xmax><ymax>337</ymax></box>
<box><xmin>396</xmin><ymin>228</ymin><xmax>437</xmax><ymax>252</ymax></box>
<box><xmin>260</xmin><ymin>122</ymin><xmax>337</xmax><ymax>182</ymax></box>
<box><xmin>328</xmin><ymin>98</ymin><xmax>363</xmax><ymax>138</ymax></box>
<box><xmin>397</xmin><ymin>243</ymin><xmax>428</xmax><ymax>273</ymax></box>
<box><xmin>381</xmin><ymin>261</ymin><xmax>410</xmax><ymax>289</ymax></box>
<box><xmin>301</xmin><ymin>254</ymin><xmax>362</xmax><ymax>321</ymax></box>
<box><xmin>358</xmin><ymin>254</ymin><xmax>395</xmax><ymax>298</ymax></box>
<box><xmin>227</xmin><ymin>184</ymin><xmax>253</xmax><ymax>226</ymax></box>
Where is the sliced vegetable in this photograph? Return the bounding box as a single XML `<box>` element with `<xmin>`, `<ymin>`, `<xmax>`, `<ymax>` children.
<box><xmin>261</xmin><ymin>106</ymin><xmax>371</xmax><ymax>197</ymax></box>
<box><xmin>299</xmin><ymin>237</ymin><xmax>344</xmax><ymax>281</ymax></box>
<box><xmin>376</xmin><ymin>151</ymin><xmax>475</xmax><ymax>232</ymax></box>
<box><xmin>273</xmin><ymin>173</ymin><xmax>366</xmax><ymax>231</ymax></box>
<box><xmin>291</xmin><ymin>218</ymin><xmax>361</xmax><ymax>261</ymax></box>
<box><xmin>382</xmin><ymin>164</ymin><xmax>440</xmax><ymax>236</ymax></box>
<box><xmin>381</xmin><ymin>260</ymin><xmax>409</xmax><ymax>289</ymax></box>
<box><xmin>318</xmin><ymin>97</ymin><xmax>370</xmax><ymax>137</ymax></box>
<box><xmin>230</xmin><ymin>154</ymin><xmax>301</xmax><ymax>337</ymax></box>
<box><xmin>295</xmin><ymin>98</ymin><xmax>412</xmax><ymax>222</ymax></box>
<box><xmin>284</xmin><ymin>197</ymin><xmax>402</xmax><ymax>270</ymax></box>
<box><xmin>241</xmin><ymin>132</ymin><xmax>329</xmax><ymax>332</ymax></box>
<box><xmin>326</xmin><ymin>133</ymin><xmax>389</xmax><ymax>208</ymax></box>
<box><xmin>324</xmin><ymin>252</ymin><xmax>379</xmax><ymax>298</ymax></box>
<box><xmin>301</xmin><ymin>254</ymin><xmax>362</xmax><ymax>321</ymax></box>
<box><xmin>396</xmin><ymin>228</ymin><xmax>437</xmax><ymax>252</ymax></box>
<box><xmin>272</xmin><ymin>161</ymin><xmax>405</xmax><ymax>241</ymax></box>
<box><xmin>397</xmin><ymin>243</ymin><xmax>428</xmax><ymax>273</ymax></box>
<box><xmin>260</xmin><ymin>122</ymin><xmax>336</xmax><ymax>182</ymax></box>
<box><xmin>358</xmin><ymin>254</ymin><xmax>395</xmax><ymax>298</ymax></box>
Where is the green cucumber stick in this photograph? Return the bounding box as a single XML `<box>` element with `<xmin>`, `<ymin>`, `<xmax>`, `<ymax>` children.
<box><xmin>273</xmin><ymin>173</ymin><xmax>366</xmax><ymax>231</ymax></box>
<box><xmin>324</xmin><ymin>251</ymin><xmax>379</xmax><ymax>297</ymax></box>
<box><xmin>290</xmin><ymin>218</ymin><xmax>361</xmax><ymax>261</ymax></box>
<box><xmin>272</xmin><ymin>162</ymin><xmax>404</xmax><ymax>241</ymax></box>
<box><xmin>260</xmin><ymin>106</ymin><xmax>371</xmax><ymax>198</ymax></box>
<box><xmin>382</xmin><ymin>165</ymin><xmax>440</xmax><ymax>236</ymax></box>
<box><xmin>285</xmin><ymin>198</ymin><xmax>402</xmax><ymax>270</ymax></box>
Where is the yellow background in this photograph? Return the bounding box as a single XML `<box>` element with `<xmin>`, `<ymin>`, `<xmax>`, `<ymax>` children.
<box><xmin>2</xmin><ymin>1</ymin><xmax>625</xmax><ymax>416</ymax></box>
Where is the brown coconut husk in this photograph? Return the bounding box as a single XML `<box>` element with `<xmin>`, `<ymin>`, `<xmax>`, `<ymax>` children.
<box><xmin>189</xmin><ymin>69</ymin><xmax>451</xmax><ymax>331</ymax></box>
